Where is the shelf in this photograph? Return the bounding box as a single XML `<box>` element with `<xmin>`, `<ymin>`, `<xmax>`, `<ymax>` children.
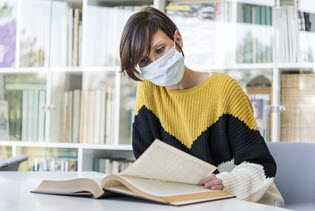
<box><xmin>170</xmin><ymin>0</ymin><xmax>275</xmax><ymax>6</ymax></box>
<box><xmin>190</xmin><ymin>63</ymin><xmax>274</xmax><ymax>71</ymax></box>
<box><xmin>299</xmin><ymin>0</ymin><xmax>315</xmax><ymax>14</ymax></box>
<box><xmin>0</xmin><ymin>141</ymin><xmax>132</xmax><ymax>151</ymax></box>
<box><xmin>1</xmin><ymin>63</ymin><xmax>314</xmax><ymax>74</ymax></box>
<box><xmin>277</xmin><ymin>63</ymin><xmax>315</xmax><ymax>69</ymax></box>
<box><xmin>0</xmin><ymin>66</ymin><xmax>121</xmax><ymax>74</ymax></box>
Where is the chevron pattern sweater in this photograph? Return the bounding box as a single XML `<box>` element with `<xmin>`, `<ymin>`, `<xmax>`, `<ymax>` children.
<box><xmin>132</xmin><ymin>72</ymin><xmax>284</xmax><ymax>207</ymax></box>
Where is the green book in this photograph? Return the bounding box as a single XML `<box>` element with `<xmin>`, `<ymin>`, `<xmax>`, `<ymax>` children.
<box><xmin>255</xmin><ymin>6</ymin><xmax>261</xmax><ymax>63</ymax></box>
<box><xmin>261</xmin><ymin>6</ymin><xmax>266</xmax><ymax>25</ymax></box>
<box><xmin>266</xmin><ymin>7</ymin><xmax>272</xmax><ymax>62</ymax></box>
<box><xmin>14</xmin><ymin>91</ymin><xmax>23</xmax><ymax>141</ymax></box>
<box><xmin>32</xmin><ymin>90</ymin><xmax>39</xmax><ymax>141</ymax></box>
<box><xmin>266</xmin><ymin>7</ymin><xmax>272</xmax><ymax>26</ymax></box>
<box><xmin>37</xmin><ymin>91</ymin><xmax>46</xmax><ymax>142</ymax></box>
<box><xmin>93</xmin><ymin>158</ymin><xmax>99</xmax><ymax>172</ymax></box>
<box><xmin>22</xmin><ymin>90</ymin><xmax>31</xmax><ymax>141</ymax></box>
<box><xmin>243</xmin><ymin>5</ymin><xmax>252</xmax><ymax>24</ymax></box>
<box><xmin>5</xmin><ymin>90</ymin><xmax>15</xmax><ymax>140</ymax></box>
<box><xmin>255</xmin><ymin>6</ymin><xmax>260</xmax><ymax>25</ymax></box>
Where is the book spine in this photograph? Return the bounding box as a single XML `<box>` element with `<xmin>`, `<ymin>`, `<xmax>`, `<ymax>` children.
<box><xmin>105</xmin><ymin>88</ymin><xmax>111</xmax><ymax>145</ymax></box>
<box><xmin>243</xmin><ymin>5</ymin><xmax>252</xmax><ymax>24</ymax></box>
<box><xmin>68</xmin><ymin>91</ymin><xmax>73</xmax><ymax>142</ymax></box>
<box><xmin>33</xmin><ymin>90</ymin><xmax>39</xmax><ymax>141</ymax></box>
<box><xmin>88</xmin><ymin>91</ymin><xmax>95</xmax><ymax>144</ymax></box>
<box><xmin>94</xmin><ymin>90</ymin><xmax>101</xmax><ymax>144</ymax></box>
<box><xmin>22</xmin><ymin>90</ymin><xmax>28</xmax><ymax>141</ymax></box>
<box><xmin>67</xmin><ymin>7</ymin><xmax>73</xmax><ymax>66</ymax></box>
<box><xmin>37</xmin><ymin>91</ymin><xmax>46</xmax><ymax>142</ymax></box>
<box><xmin>252</xmin><ymin>6</ymin><xmax>256</xmax><ymax>63</ymax></box>
<box><xmin>72</xmin><ymin>89</ymin><xmax>81</xmax><ymax>143</ymax></box>
<box><xmin>255</xmin><ymin>6</ymin><xmax>261</xmax><ymax>63</ymax></box>
<box><xmin>63</xmin><ymin>92</ymin><xmax>68</xmax><ymax>142</ymax></box>
<box><xmin>99</xmin><ymin>90</ymin><xmax>106</xmax><ymax>145</ymax></box>
<box><xmin>79</xmin><ymin>91</ymin><xmax>86</xmax><ymax>143</ymax></box>
<box><xmin>16</xmin><ymin>91</ymin><xmax>23</xmax><ymax>140</ymax></box>
<box><xmin>73</xmin><ymin>8</ymin><xmax>79</xmax><ymax>66</ymax></box>
<box><xmin>83</xmin><ymin>91</ymin><xmax>90</xmax><ymax>143</ymax></box>
<box><xmin>27</xmin><ymin>90</ymin><xmax>34</xmax><ymax>141</ymax></box>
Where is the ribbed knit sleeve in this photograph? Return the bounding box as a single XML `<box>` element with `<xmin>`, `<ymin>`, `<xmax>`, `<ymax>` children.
<box><xmin>215</xmin><ymin>78</ymin><xmax>278</xmax><ymax>203</ymax></box>
<box><xmin>132</xmin><ymin>81</ymin><xmax>154</xmax><ymax>159</ymax></box>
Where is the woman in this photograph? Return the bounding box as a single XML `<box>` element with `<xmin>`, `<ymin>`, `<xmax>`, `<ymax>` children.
<box><xmin>119</xmin><ymin>7</ymin><xmax>284</xmax><ymax>207</ymax></box>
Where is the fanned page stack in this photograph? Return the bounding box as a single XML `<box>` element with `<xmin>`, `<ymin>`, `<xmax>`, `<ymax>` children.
<box><xmin>31</xmin><ymin>139</ymin><xmax>235</xmax><ymax>206</ymax></box>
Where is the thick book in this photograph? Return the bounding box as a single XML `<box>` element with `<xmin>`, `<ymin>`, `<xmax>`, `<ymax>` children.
<box><xmin>31</xmin><ymin>139</ymin><xmax>235</xmax><ymax>206</ymax></box>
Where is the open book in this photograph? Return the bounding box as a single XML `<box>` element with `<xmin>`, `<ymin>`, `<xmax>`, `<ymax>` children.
<box><xmin>31</xmin><ymin>139</ymin><xmax>235</xmax><ymax>206</ymax></box>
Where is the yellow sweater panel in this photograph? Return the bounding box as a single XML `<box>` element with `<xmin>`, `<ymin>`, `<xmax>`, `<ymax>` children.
<box><xmin>134</xmin><ymin>72</ymin><xmax>259</xmax><ymax>149</ymax></box>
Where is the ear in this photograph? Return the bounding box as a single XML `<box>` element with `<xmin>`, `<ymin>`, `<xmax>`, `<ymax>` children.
<box><xmin>174</xmin><ymin>30</ymin><xmax>183</xmax><ymax>50</ymax></box>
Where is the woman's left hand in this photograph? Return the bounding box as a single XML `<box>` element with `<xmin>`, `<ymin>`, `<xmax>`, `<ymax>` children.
<box><xmin>198</xmin><ymin>174</ymin><xmax>225</xmax><ymax>190</ymax></box>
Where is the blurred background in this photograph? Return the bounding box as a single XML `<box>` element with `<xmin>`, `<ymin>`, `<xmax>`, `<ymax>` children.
<box><xmin>0</xmin><ymin>0</ymin><xmax>314</xmax><ymax>173</ymax></box>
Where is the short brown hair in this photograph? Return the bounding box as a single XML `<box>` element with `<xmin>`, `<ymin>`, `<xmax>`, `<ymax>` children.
<box><xmin>119</xmin><ymin>6</ymin><xmax>184</xmax><ymax>81</ymax></box>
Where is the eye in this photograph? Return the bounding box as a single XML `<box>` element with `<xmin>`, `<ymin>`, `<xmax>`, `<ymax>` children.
<box><xmin>140</xmin><ymin>57</ymin><xmax>149</xmax><ymax>64</ymax></box>
<box><xmin>156</xmin><ymin>46</ymin><xmax>164</xmax><ymax>54</ymax></box>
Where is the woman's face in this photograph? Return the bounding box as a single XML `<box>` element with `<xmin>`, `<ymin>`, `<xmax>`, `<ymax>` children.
<box><xmin>138</xmin><ymin>29</ymin><xmax>182</xmax><ymax>68</ymax></box>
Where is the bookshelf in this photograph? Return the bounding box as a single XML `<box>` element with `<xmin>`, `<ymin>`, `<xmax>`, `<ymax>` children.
<box><xmin>0</xmin><ymin>0</ymin><xmax>314</xmax><ymax>172</ymax></box>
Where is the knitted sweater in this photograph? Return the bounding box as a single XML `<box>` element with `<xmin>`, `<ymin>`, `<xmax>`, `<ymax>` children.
<box><xmin>132</xmin><ymin>72</ymin><xmax>284</xmax><ymax>207</ymax></box>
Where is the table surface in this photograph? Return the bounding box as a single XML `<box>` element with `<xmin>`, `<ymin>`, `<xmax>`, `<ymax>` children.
<box><xmin>0</xmin><ymin>171</ymin><xmax>292</xmax><ymax>211</ymax></box>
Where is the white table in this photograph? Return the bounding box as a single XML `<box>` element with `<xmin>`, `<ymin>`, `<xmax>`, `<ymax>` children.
<box><xmin>0</xmin><ymin>171</ymin><xmax>292</xmax><ymax>211</ymax></box>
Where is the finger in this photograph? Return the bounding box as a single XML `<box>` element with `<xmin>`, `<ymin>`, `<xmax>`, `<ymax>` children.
<box><xmin>204</xmin><ymin>179</ymin><xmax>222</xmax><ymax>187</ymax></box>
<box><xmin>198</xmin><ymin>175</ymin><xmax>217</xmax><ymax>185</ymax></box>
<box><xmin>210</xmin><ymin>185</ymin><xmax>224</xmax><ymax>190</ymax></box>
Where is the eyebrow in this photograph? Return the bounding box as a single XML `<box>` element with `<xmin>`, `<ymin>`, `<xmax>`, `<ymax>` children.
<box><xmin>140</xmin><ymin>40</ymin><xmax>163</xmax><ymax>61</ymax></box>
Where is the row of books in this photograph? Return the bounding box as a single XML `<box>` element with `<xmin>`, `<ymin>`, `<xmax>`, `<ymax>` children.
<box><xmin>32</xmin><ymin>158</ymin><xmax>77</xmax><ymax>171</ymax></box>
<box><xmin>6</xmin><ymin>90</ymin><xmax>46</xmax><ymax>142</ymax></box>
<box><xmin>238</xmin><ymin>4</ymin><xmax>272</xmax><ymax>63</ymax></box>
<box><xmin>93</xmin><ymin>158</ymin><xmax>134</xmax><ymax>175</ymax></box>
<box><xmin>280</xmin><ymin>73</ymin><xmax>315</xmax><ymax>143</ymax></box>
<box><xmin>273</xmin><ymin>6</ymin><xmax>314</xmax><ymax>63</ymax></box>
<box><xmin>4</xmin><ymin>75</ymin><xmax>46</xmax><ymax>141</ymax></box>
<box><xmin>298</xmin><ymin>11</ymin><xmax>312</xmax><ymax>31</ymax></box>
<box><xmin>166</xmin><ymin>2</ymin><xmax>233</xmax><ymax>22</ymax></box>
<box><xmin>62</xmin><ymin>88</ymin><xmax>115</xmax><ymax>145</ymax></box>
<box><xmin>84</xmin><ymin>5</ymin><xmax>146</xmax><ymax>66</ymax></box>
<box><xmin>19</xmin><ymin>2</ymin><xmax>82</xmax><ymax>67</ymax></box>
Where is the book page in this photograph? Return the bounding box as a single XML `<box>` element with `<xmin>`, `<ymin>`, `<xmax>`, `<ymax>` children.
<box><xmin>117</xmin><ymin>175</ymin><xmax>215</xmax><ymax>197</ymax></box>
<box><xmin>33</xmin><ymin>178</ymin><xmax>104</xmax><ymax>199</ymax></box>
<box><xmin>119</xmin><ymin>139</ymin><xmax>216</xmax><ymax>184</ymax></box>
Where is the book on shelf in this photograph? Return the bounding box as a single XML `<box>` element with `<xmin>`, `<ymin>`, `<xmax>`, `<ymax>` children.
<box><xmin>72</xmin><ymin>8</ymin><xmax>82</xmax><ymax>66</ymax></box>
<box><xmin>32</xmin><ymin>139</ymin><xmax>234</xmax><ymax>205</ymax></box>
<box><xmin>239</xmin><ymin>4</ymin><xmax>272</xmax><ymax>64</ymax></box>
<box><xmin>93</xmin><ymin>158</ymin><xmax>134</xmax><ymax>174</ymax></box>
<box><xmin>0</xmin><ymin>100</ymin><xmax>9</xmax><ymax>140</ymax></box>
<box><xmin>63</xmin><ymin>87</ymin><xmax>114</xmax><ymax>144</ymax></box>
<box><xmin>32</xmin><ymin>158</ymin><xmax>77</xmax><ymax>172</ymax></box>
<box><xmin>273</xmin><ymin>6</ymin><xmax>314</xmax><ymax>63</ymax></box>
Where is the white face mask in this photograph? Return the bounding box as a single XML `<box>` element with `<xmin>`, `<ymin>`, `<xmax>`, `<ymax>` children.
<box><xmin>139</xmin><ymin>39</ymin><xmax>185</xmax><ymax>86</ymax></box>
